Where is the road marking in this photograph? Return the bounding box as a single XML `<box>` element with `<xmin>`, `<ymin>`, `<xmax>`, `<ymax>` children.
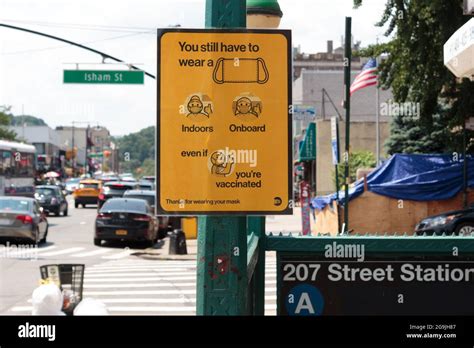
<box><xmin>83</xmin><ymin>289</ymin><xmax>197</xmax><ymax>296</ymax></box>
<box><xmin>84</xmin><ymin>279</ymin><xmax>197</xmax><ymax>286</ymax></box>
<box><xmin>106</xmin><ymin>306</ymin><xmax>195</xmax><ymax>312</ymax></box>
<box><xmin>39</xmin><ymin>247</ymin><xmax>85</xmax><ymax>256</ymax></box>
<box><xmin>71</xmin><ymin>249</ymin><xmax>113</xmax><ymax>257</ymax></box>
<box><xmin>101</xmin><ymin>250</ymin><xmax>134</xmax><ymax>259</ymax></box>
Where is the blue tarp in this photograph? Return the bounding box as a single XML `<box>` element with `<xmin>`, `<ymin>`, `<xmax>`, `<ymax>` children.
<box><xmin>311</xmin><ymin>154</ymin><xmax>474</xmax><ymax>211</ymax></box>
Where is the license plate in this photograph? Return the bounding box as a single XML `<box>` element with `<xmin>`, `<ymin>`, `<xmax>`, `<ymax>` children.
<box><xmin>0</xmin><ymin>218</ymin><xmax>11</xmax><ymax>225</ymax></box>
<box><xmin>116</xmin><ymin>229</ymin><xmax>128</xmax><ymax>236</ymax></box>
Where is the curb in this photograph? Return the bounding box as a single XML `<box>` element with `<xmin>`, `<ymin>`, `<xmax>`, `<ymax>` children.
<box><xmin>131</xmin><ymin>252</ymin><xmax>197</xmax><ymax>261</ymax></box>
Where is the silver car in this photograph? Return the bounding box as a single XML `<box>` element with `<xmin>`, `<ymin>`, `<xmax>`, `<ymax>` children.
<box><xmin>0</xmin><ymin>197</ymin><xmax>49</xmax><ymax>244</ymax></box>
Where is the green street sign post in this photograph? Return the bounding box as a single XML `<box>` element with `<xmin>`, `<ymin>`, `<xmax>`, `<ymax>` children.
<box><xmin>63</xmin><ymin>70</ymin><xmax>144</xmax><ymax>84</ymax></box>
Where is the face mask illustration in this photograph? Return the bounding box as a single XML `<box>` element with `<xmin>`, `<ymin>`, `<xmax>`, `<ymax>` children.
<box><xmin>213</xmin><ymin>58</ymin><xmax>269</xmax><ymax>84</ymax></box>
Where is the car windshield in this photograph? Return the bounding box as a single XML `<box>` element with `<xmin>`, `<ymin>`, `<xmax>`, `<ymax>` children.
<box><xmin>0</xmin><ymin>199</ymin><xmax>30</xmax><ymax>212</ymax></box>
<box><xmin>36</xmin><ymin>188</ymin><xmax>56</xmax><ymax>197</ymax></box>
<box><xmin>100</xmin><ymin>199</ymin><xmax>147</xmax><ymax>213</ymax></box>
<box><xmin>124</xmin><ymin>194</ymin><xmax>155</xmax><ymax>206</ymax></box>
<box><xmin>79</xmin><ymin>183</ymin><xmax>99</xmax><ymax>189</ymax></box>
<box><xmin>66</xmin><ymin>178</ymin><xmax>80</xmax><ymax>184</ymax></box>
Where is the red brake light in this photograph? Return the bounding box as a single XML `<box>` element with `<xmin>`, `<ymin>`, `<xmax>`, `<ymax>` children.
<box><xmin>98</xmin><ymin>194</ymin><xmax>105</xmax><ymax>200</ymax></box>
<box><xmin>133</xmin><ymin>214</ymin><xmax>151</xmax><ymax>222</ymax></box>
<box><xmin>16</xmin><ymin>215</ymin><xmax>33</xmax><ymax>224</ymax></box>
<box><xmin>97</xmin><ymin>213</ymin><xmax>112</xmax><ymax>220</ymax></box>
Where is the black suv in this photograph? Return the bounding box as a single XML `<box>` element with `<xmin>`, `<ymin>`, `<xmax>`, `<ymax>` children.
<box><xmin>35</xmin><ymin>185</ymin><xmax>68</xmax><ymax>216</ymax></box>
<box><xmin>98</xmin><ymin>181</ymin><xmax>139</xmax><ymax>209</ymax></box>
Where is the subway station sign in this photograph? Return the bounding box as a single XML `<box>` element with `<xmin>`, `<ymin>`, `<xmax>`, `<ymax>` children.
<box><xmin>63</xmin><ymin>70</ymin><xmax>144</xmax><ymax>84</ymax></box>
<box><xmin>279</xmin><ymin>252</ymin><xmax>474</xmax><ymax>315</ymax></box>
<box><xmin>157</xmin><ymin>29</ymin><xmax>292</xmax><ymax>215</ymax></box>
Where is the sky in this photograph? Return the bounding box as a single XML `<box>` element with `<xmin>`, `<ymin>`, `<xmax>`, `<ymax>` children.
<box><xmin>0</xmin><ymin>0</ymin><xmax>388</xmax><ymax>136</ymax></box>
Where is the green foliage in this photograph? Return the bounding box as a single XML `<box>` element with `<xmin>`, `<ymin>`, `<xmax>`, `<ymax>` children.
<box><xmin>9</xmin><ymin>115</ymin><xmax>48</xmax><ymax>126</ymax></box>
<box><xmin>355</xmin><ymin>0</ymin><xmax>474</xmax><ymax>155</ymax></box>
<box><xmin>334</xmin><ymin>150</ymin><xmax>376</xmax><ymax>189</ymax></box>
<box><xmin>0</xmin><ymin>106</ymin><xmax>18</xmax><ymax>141</ymax></box>
<box><xmin>114</xmin><ymin>126</ymin><xmax>155</xmax><ymax>177</ymax></box>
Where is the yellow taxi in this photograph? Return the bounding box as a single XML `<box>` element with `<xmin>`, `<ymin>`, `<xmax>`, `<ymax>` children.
<box><xmin>73</xmin><ymin>179</ymin><xmax>101</xmax><ymax>208</ymax></box>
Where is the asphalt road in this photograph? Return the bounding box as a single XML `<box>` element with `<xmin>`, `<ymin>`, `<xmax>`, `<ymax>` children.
<box><xmin>0</xmin><ymin>195</ymin><xmax>278</xmax><ymax>315</ymax></box>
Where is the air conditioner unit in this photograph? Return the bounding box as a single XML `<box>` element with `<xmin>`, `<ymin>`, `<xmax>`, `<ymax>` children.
<box><xmin>465</xmin><ymin>0</ymin><xmax>474</xmax><ymax>15</ymax></box>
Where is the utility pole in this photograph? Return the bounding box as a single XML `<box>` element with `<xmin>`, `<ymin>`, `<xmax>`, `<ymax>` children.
<box><xmin>343</xmin><ymin>17</ymin><xmax>352</xmax><ymax>234</ymax></box>
<box><xmin>71</xmin><ymin>123</ymin><xmax>75</xmax><ymax>176</ymax></box>
<box><xmin>196</xmin><ymin>0</ymin><xmax>248</xmax><ymax>315</ymax></box>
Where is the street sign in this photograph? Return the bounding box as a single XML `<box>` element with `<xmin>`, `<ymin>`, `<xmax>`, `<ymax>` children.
<box><xmin>157</xmin><ymin>29</ymin><xmax>292</xmax><ymax>215</ymax></box>
<box><xmin>293</xmin><ymin>105</ymin><xmax>316</xmax><ymax>121</ymax></box>
<box><xmin>298</xmin><ymin>123</ymin><xmax>316</xmax><ymax>161</ymax></box>
<box><xmin>63</xmin><ymin>70</ymin><xmax>144</xmax><ymax>84</ymax></box>
<box><xmin>279</xmin><ymin>253</ymin><xmax>474</xmax><ymax>315</ymax></box>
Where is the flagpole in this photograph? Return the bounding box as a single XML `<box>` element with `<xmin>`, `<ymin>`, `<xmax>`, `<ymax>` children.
<box><xmin>376</xmin><ymin>55</ymin><xmax>380</xmax><ymax>166</ymax></box>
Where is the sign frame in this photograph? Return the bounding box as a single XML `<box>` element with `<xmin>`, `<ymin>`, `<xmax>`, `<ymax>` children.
<box><xmin>156</xmin><ymin>28</ymin><xmax>292</xmax><ymax>216</ymax></box>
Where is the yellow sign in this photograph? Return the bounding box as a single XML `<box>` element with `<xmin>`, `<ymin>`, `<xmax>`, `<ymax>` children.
<box><xmin>157</xmin><ymin>29</ymin><xmax>292</xmax><ymax>215</ymax></box>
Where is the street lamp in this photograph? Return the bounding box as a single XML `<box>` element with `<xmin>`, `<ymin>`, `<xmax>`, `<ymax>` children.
<box><xmin>246</xmin><ymin>0</ymin><xmax>283</xmax><ymax>28</ymax></box>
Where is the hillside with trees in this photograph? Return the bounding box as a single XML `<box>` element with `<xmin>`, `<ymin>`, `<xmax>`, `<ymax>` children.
<box><xmin>114</xmin><ymin>126</ymin><xmax>155</xmax><ymax>177</ymax></box>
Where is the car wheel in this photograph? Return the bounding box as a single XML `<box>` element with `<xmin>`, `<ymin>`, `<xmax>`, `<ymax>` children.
<box><xmin>145</xmin><ymin>239</ymin><xmax>155</xmax><ymax>248</ymax></box>
<box><xmin>55</xmin><ymin>208</ymin><xmax>60</xmax><ymax>217</ymax></box>
<box><xmin>63</xmin><ymin>207</ymin><xmax>68</xmax><ymax>216</ymax></box>
<box><xmin>31</xmin><ymin>227</ymin><xmax>40</xmax><ymax>245</ymax></box>
<box><xmin>75</xmin><ymin>202</ymin><xmax>79</xmax><ymax>208</ymax></box>
<box><xmin>158</xmin><ymin>229</ymin><xmax>168</xmax><ymax>240</ymax></box>
<box><xmin>94</xmin><ymin>238</ymin><xmax>102</xmax><ymax>246</ymax></box>
<box><xmin>82</xmin><ymin>204</ymin><xmax>86</xmax><ymax>208</ymax></box>
<box><xmin>40</xmin><ymin>225</ymin><xmax>48</xmax><ymax>244</ymax></box>
<box><xmin>455</xmin><ymin>223</ymin><xmax>474</xmax><ymax>235</ymax></box>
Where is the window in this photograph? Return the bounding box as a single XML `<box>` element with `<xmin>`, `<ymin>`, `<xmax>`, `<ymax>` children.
<box><xmin>0</xmin><ymin>150</ymin><xmax>12</xmax><ymax>176</ymax></box>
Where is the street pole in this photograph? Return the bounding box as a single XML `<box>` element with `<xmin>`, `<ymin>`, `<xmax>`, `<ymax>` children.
<box><xmin>71</xmin><ymin>123</ymin><xmax>75</xmax><ymax>177</ymax></box>
<box><xmin>196</xmin><ymin>0</ymin><xmax>248</xmax><ymax>316</ymax></box>
<box><xmin>343</xmin><ymin>17</ymin><xmax>352</xmax><ymax>234</ymax></box>
<box><xmin>375</xmin><ymin>56</ymin><xmax>380</xmax><ymax>166</ymax></box>
<box><xmin>463</xmin><ymin>120</ymin><xmax>468</xmax><ymax>208</ymax></box>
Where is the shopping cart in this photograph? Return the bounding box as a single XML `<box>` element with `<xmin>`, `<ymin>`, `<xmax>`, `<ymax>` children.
<box><xmin>40</xmin><ymin>264</ymin><xmax>85</xmax><ymax>315</ymax></box>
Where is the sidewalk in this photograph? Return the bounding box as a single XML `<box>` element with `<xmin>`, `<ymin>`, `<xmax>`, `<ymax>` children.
<box><xmin>134</xmin><ymin>209</ymin><xmax>309</xmax><ymax>260</ymax></box>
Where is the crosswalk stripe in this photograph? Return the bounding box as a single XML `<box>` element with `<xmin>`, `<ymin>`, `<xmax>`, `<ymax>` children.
<box><xmin>83</xmin><ymin>277</ymin><xmax>278</xmax><ymax>284</ymax></box>
<box><xmin>107</xmin><ymin>306</ymin><xmax>195</xmax><ymax>312</ymax></box>
<box><xmin>71</xmin><ymin>249</ymin><xmax>114</xmax><ymax>257</ymax></box>
<box><xmin>101</xmin><ymin>250</ymin><xmax>134</xmax><ymax>259</ymax></box>
<box><xmin>39</xmin><ymin>247</ymin><xmax>85</xmax><ymax>256</ymax></box>
<box><xmin>83</xmin><ymin>289</ymin><xmax>197</xmax><ymax>296</ymax></box>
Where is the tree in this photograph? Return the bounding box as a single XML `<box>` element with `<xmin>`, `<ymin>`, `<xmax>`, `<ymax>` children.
<box><xmin>114</xmin><ymin>126</ymin><xmax>155</xmax><ymax>176</ymax></box>
<box><xmin>0</xmin><ymin>106</ymin><xmax>18</xmax><ymax>141</ymax></box>
<box><xmin>354</xmin><ymin>0</ymin><xmax>474</xmax><ymax>155</ymax></box>
<box><xmin>334</xmin><ymin>150</ymin><xmax>376</xmax><ymax>189</ymax></box>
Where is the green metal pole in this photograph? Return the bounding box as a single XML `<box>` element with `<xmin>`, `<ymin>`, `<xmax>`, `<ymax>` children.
<box><xmin>247</xmin><ymin>216</ymin><xmax>265</xmax><ymax>315</ymax></box>
<box><xmin>196</xmin><ymin>0</ymin><xmax>248</xmax><ymax>316</ymax></box>
<box><xmin>463</xmin><ymin>120</ymin><xmax>468</xmax><ymax>208</ymax></box>
<box><xmin>343</xmin><ymin>17</ymin><xmax>352</xmax><ymax>234</ymax></box>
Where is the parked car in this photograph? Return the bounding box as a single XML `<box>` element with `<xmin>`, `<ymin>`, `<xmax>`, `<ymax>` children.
<box><xmin>414</xmin><ymin>208</ymin><xmax>474</xmax><ymax>235</ymax></box>
<box><xmin>98</xmin><ymin>181</ymin><xmax>139</xmax><ymax>209</ymax></box>
<box><xmin>0</xmin><ymin>197</ymin><xmax>48</xmax><ymax>244</ymax></box>
<box><xmin>123</xmin><ymin>189</ymin><xmax>168</xmax><ymax>239</ymax></box>
<box><xmin>35</xmin><ymin>185</ymin><xmax>68</xmax><ymax>216</ymax></box>
<box><xmin>73</xmin><ymin>179</ymin><xmax>102</xmax><ymax>208</ymax></box>
<box><xmin>65</xmin><ymin>178</ymin><xmax>81</xmax><ymax>195</ymax></box>
<box><xmin>94</xmin><ymin>198</ymin><xmax>158</xmax><ymax>247</ymax></box>
<box><xmin>138</xmin><ymin>181</ymin><xmax>154</xmax><ymax>191</ymax></box>
<box><xmin>119</xmin><ymin>173</ymin><xmax>135</xmax><ymax>180</ymax></box>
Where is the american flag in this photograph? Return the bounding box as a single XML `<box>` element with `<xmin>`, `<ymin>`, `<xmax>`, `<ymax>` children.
<box><xmin>350</xmin><ymin>58</ymin><xmax>378</xmax><ymax>96</ymax></box>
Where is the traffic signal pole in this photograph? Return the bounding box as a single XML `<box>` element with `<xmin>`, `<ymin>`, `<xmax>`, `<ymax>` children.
<box><xmin>196</xmin><ymin>0</ymin><xmax>249</xmax><ymax>315</ymax></box>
